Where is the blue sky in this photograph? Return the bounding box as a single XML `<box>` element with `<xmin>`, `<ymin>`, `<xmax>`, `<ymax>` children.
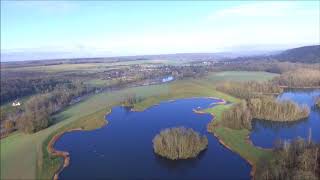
<box><xmin>1</xmin><ymin>1</ymin><xmax>319</xmax><ymax>58</ymax></box>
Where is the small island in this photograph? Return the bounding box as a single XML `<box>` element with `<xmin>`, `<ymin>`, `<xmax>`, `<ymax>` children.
<box><xmin>153</xmin><ymin>127</ymin><xmax>208</xmax><ymax>160</ymax></box>
<box><xmin>316</xmin><ymin>97</ymin><xmax>320</xmax><ymax>108</ymax></box>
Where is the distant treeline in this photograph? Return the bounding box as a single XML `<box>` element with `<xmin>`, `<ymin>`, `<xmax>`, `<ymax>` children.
<box><xmin>215</xmin><ymin>60</ymin><xmax>320</xmax><ymax>74</ymax></box>
<box><xmin>216</xmin><ymin>69</ymin><xmax>320</xmax><ymax>99</ymax></box>
<box><xmin>1</xmin><ymin>76</ymin><xmax>70</xmax><ymax>105</ymax></box>
<box><xmin>256</xmin><ymin>138</ymin><xmax>320</xmax><ymax>180</ymax></box>
<box><xmin>272</xmin><ymin>68</ymin><xmax>320</xmax><ymax>88</ymax></box>
<box><xmin>2</xmin><ymin>82</ymin><xmax>94</xmax><ymax>134</ymax></box>
<box><xmin>216</xmin><ymin>81</ymin><xmax>282</xmax><ymax>99</ymax></box>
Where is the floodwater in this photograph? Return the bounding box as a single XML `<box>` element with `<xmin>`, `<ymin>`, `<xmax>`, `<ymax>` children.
<box><xmin>250</xmin><ymin>89</ymin><xmax>320</xmax><ymax>148</ymax></box>
<box><xmin>54</xmin><ymin>98</ymin><xmax>250</xmax><ymax>179</ymax></box>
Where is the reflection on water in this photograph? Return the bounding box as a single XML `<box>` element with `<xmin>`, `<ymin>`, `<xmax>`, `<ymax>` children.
<box><xmin>55</xmin><ymin>98</ymin><xmax>250</xmax><ymax>179</ymax></box>
<box><xmin>153</xmin><ymin>148</ymin><xmax>208</xmax><ymax>171</ymax></box>
<box><xmin>252</xmin><ymin>118</ymin><xmax>308</xmax><ymax>131</ymax></box>
<box><xmin>250</xmin><ymin>89</ymin><xmax>320</xmax><ymax>148</ymax></box>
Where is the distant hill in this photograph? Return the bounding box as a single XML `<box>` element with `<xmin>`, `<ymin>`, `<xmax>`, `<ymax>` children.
<box><xmin>273</xmin><ymin>45</ymin><xmax>320</xmax><ymax>63</ymax></box>
<box><xmin>2</xmin><ymin>45</ymin><xmax>319</xmax><ymax>64</ymax></box>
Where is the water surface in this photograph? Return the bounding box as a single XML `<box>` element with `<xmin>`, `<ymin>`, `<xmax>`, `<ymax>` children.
<box><xmin>55</xmin><ymin>98</ymin><xmax>251</xmax><ymax>179</ymax></box>
<box><xmin>250</xmin><ymin>89</ymin><xmax>320</xmax><ymax>148</ymax></box>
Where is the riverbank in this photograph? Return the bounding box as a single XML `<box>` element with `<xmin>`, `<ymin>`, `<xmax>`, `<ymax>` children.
<box><xmin>47</xmin><ymin>128</ymin><xmax>82</xmax><ymax>180</ymax></box>
<box><xmin>38</xmin><ymin>108</ymin><xmax>108</xmax><ymax>179</ymax></box>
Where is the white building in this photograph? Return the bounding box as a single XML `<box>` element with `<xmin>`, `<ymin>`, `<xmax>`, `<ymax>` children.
<box><xmin>12</xmin><ymin>100</ymin><xmax>21</xmax><ymax>107</ymax></box>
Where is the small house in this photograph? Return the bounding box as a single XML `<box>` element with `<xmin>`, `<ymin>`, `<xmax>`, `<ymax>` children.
<box><xmin>12</xmin><ymin>100</ymin><xmax>21</xmax><ymax>107</ymax></box>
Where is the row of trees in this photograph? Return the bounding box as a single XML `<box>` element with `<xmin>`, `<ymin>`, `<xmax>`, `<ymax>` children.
<box><xmin>220</xmin><ymin>97</ymin><xmax>310</xmax><ymax>130</ymax></box>
<box><xmin>120</xmin><ymin>93</ymin><xmax>145</xmax><ymax>107</ymax></box>
<box><xmin>248</xmin><ymin>97</ymin><xmax>310</xmax><ymax>122</ymax></box>
<box><xmin>216</xmin><ymin>81</ymin><xmax>283</xmax><ymax>99</ymax></box>
<box><xmin>1</xmin><ymin>76</ymin><xmax>70</xmax><ymax>104</ymax></box>
<box><xmin>2</xmin><ymin>82</ymin><xmax>94</xmax><ymax>134</ymax></box>
<box><xmin>272</xmin><ymin>68</ymin><xmax>320</xmax><ymax>88</ymax></box>
<box><xmin>220</xmin><ymin>101</ymin><xmax>252</xmax><ymax>130</ymax></box>
<box><xmin>256</xmin><ymin>138</ymin><xmax>320</xmax><ymax>180</ymax></box>
<box><xmin>214</xmin><ymin>60</ymin><xmax>320</xmax><ymax>74</ymax></box>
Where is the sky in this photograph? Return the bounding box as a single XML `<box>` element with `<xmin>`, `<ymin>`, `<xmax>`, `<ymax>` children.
<box><xmin>1</xmin><ymin>1</ymin><xmax>320</xmax><ymax>60</ymax></box>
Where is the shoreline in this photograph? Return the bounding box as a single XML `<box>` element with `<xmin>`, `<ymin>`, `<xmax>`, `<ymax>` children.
<box><xmin>48</xmin><ymin>97</ymin><xmax>247</xmax><ymax>180</ymax></box>
<box><xmin>132</xmin><ymin>96</ymin><xmax>227</xmax><ymax>112</ymax></box>
<box><xmin>48</xmin><ymin>97</ymin><xmax>226</xmax><ymax>179</ymax></box>
<box><xmin>211</xmin><ymin>130</ymin><xmax>257</xmax><ymax>177</ymax></box>
<box><xmin>48</xmin><ymin>109</ymin><xmax>112</xmax><ymax>180</ymax></box>
<box><xmin>47</xmin><ymin>128</ymin><xmax>82</xmax><ymax>180</ymax></box>
<box><xmin>194</xmin><ymin>100</ymin><xmax>263</xmax><ymax>179</ymax></box>
<box><xmin>280</xmin><ymin>86</ymin><xmax>320</xmax><ymax>89</ymax></box>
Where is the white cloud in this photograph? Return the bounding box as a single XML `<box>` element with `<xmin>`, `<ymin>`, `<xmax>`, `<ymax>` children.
<box><xmin>2</xmin><ymin>1</ymin><xmax>318</xmax><ymax>56</ymax></box>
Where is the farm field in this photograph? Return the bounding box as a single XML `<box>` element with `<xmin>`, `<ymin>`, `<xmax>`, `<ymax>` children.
<box><xmin>1</xmin><ymin>60</ymin><xmax>172</xmax><ymax>73</ymax></box>
<box><xmin>0</xmin><ymin>71</ymin><xmax>277</xmax><ymax>179</ymax></box>
<box><xmin>205</xmin><ymin>71</ymin><xmax>279</xmax><ymax>83</ymax></box>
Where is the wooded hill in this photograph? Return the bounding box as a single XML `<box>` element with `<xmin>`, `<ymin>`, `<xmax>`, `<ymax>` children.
<box><xmin>274</xmin><ymin>45</ymin><xmax>320</xmax><ymax>63</ymax></box>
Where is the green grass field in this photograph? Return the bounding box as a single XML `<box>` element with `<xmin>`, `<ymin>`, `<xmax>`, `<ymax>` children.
<box><xmin>0</xmin><ymin>71</ymin><xmax>277</xmax><ymax>179</ymax></box>
<box><xmin>205</xmin><ymin>71</ymin><xmax>279</xmax><ymax>83</ymax></box>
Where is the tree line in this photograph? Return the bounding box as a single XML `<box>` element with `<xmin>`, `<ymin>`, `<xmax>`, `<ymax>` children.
<box><xmin>214</xmin><ymin>80</ymin><xmax>310</xmax><ymax>130</ymax></box>
<box><xmin>255</xmin><ymin>138</ymin><xmax>320</xmax><ymax>180</ymax></box>
<box><xmin>220</xmin><ymin>100</ymin><xmax>252</xmax><ymax>130</ymax></box>
<box><xmin>120</xmin><ymin>93</ymin><xmax>145</xmax><ymax>107</ymax></box>
<box><xmin>1</xmin><ymin>76</ymin><xmax>70</xmax><ymax>105</ymax></box>
<box><xmin>214</xmin><ymin>60</ymin><xmax>320</xmax><ymax>74</ymax></box>
<box><xmin>248</xmin><ymin>97</ymin><xmax>309</xmax><ymax>122</ymax></box>
<box><xmin>1</xmin><ymin>82</ymin><xmax>95</xmax><ymax>135</ymax></box>
<box><xmin>272</xmin><ymin>68</ymin><xmax>320</xmax><ymax>88</ymax></box>
<box><xmin>218</xmin><ymin>97</ymin><xmax>309</xmax><ymax>130</ymax></box>
<box><xmin>216</xmin><ymin>81</ymin><xmax>282</xmax><ymax>99</ymax></box>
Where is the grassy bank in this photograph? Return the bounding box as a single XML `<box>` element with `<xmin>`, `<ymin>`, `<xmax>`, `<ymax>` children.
<box><xmin>205</xmin><ymin>105</ymin><xmax>273</xmax><ymax>166</ymax></box>
<box><xmin>1</xmin><ymin>71</ymin><xmax>277</xmax><ymax>179</ymax></box>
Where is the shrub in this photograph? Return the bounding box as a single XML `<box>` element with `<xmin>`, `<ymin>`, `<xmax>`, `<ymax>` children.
<box><xmin>153</xmin><ymin>127</ymin><xmax>208</xmax><ymax>160</ymax></box>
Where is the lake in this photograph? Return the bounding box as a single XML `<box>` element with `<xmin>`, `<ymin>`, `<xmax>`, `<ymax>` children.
<box><xmin>250</xmin><ymin>89</ymin><xmax>320</xmax><ymax>148</ymax></box>
<box><xmin>54</xmin><ymin>98</ymin><xmax>251</xmax><ymax>179</ymax></box>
